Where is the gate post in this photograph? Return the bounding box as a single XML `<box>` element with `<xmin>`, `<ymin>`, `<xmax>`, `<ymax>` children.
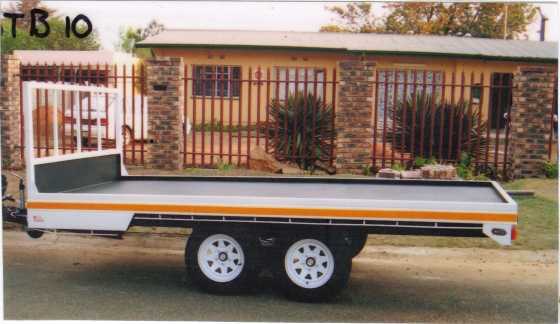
<box><xmin>145</xmin><ymin>57</ymin><xmax>184</xmax><ymax>170</ymax></box>
<box><xmin>335</xmin><ymin>58</ymin><xmax>376</xmax><ymax>174</ymax></box>
<box><xmin>509</xmin><ymin>65</ymin><xmax>557</xmax><ymax>178</ymax></box>
<box><xmin>0</xmin><ymin>54</ymin><xmax>23</xmax><ymax>169</ymax></box>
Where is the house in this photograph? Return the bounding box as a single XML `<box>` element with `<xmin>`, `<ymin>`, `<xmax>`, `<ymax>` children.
<box><xmin>137</xmin><ymin>29</ymin><xmax>558</xmax><ymax>129</ymax></box>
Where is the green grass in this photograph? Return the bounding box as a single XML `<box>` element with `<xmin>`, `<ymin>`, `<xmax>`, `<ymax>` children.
<box><xmin>367</xmin><ymin>178</ymin><xmax>558</xmax><ymax>250</ymax></box>
<box><xmin>504</xmin><ymin>178</ymin><xmax>558</xmax><ymax>202</ymax></box>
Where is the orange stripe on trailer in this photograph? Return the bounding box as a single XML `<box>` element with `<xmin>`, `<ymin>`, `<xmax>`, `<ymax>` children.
<box><xmin>26</xmin><ymin>201</ymin><xmax>518</xmax><ymax>223</ymax></box>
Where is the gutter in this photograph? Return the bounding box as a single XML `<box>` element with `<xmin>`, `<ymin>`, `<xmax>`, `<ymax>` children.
<box><xmin>135</xmin><ymin>43</ymin><xmax>346</xmax><ymax>53</ymax></box>
<box><xmin>350</xmin><ymin>50</ymin><xmax>559</xmax><ymax>64</ymax></box>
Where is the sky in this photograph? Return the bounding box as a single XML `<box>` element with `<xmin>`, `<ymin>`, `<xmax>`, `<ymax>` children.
<box><xmin>2</xmin><ymin>1</ymin><xmax>559</xmax><ymax>50</ymax></box>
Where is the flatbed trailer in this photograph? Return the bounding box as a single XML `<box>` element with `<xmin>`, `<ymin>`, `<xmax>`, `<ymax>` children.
<box><xmin>11</xmin><ymin>81</ymin><xmax>518</xmax><ymax>301</ymax></box>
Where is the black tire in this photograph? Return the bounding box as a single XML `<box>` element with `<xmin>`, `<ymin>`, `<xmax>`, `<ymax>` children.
<box><xmin>185</xmin><ymin>226</ymin><xmax>259</xmax><ymax>294</ymax></box>
<box><xmin>2</xmin><ymin>174</ymin><xmax>7</xmax><ymax>197</ymax></box>
<box><xmin>348</xmin><ymin>231</ymin><xmax>368</xmax><ymax>258</ymax></box>
<box><xmin>278</xmin><ymin>231</ymin><xmax>352</xmax><ymax>302</ymax></box>
<box><xmin>26</xmin><ymin>229</ymin><xmax>44</xmax><ymax>239</ymax></box>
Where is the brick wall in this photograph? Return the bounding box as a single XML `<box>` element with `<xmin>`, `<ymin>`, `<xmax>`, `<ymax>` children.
<box><xmin>145</xmin><ymin>57</ymin><xmax>184</xmax><ymax>170</ymax></box>
<box><xmin>510</xmin><ymin>65</ymin><xmax>557</xmax><ymax>178</ymax></box>
<box><xmin>335</xmin><ymin>58</ymin><xmax>376</xmax><ymax>174</ymax></box>
<box><xmin>0</xmin><ymin>54</ymin><xmax>23</xmax><ymax>169</ymax></box>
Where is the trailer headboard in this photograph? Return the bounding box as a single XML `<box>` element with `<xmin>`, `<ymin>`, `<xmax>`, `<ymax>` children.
<box><xmin>34</xmin><ymin>153</ymin><xmax>121</xmax><ymax>193</ymax></box>
<box><xmin>22</xmin><ymin>81</ymin><xmax>124</xmax><ymax>196</ymax></box>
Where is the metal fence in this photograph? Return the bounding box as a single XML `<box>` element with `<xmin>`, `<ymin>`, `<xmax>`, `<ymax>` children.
<box><xmin>19</xmin><ymin>63</ymin><xmax>556</xmax><ymax>175</ymax></box>
<box><xmin>181</xmin><ymin>65</ymin><xmax>338</xmax><ymax>168</ymax></box>
<box><xmin>178</xmin><ymin>65</ymin><xmax>556</xmax><ymax>176</ymax></box>
<box><xmin>371</xmin><ymin>70</ymin><xmax>522</xmax><ymax>178</ymax></box>
<box><xmin>19</xmin><ymin>63</ymin><xmax>148</xmax><ymax>165</ymax></box>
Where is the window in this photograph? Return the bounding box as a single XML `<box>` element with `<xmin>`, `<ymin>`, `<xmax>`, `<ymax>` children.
<box><xmin>193</xmin><ymin>65</ymin><xmax>240</xmax><ymax>97</ymax></box>
<box><xmin>376</xmin><ymin>70</ymin><xmax>443</xmax><ymax>120</ymax></box>
<box><xmin>21</xmin><ymin>65</ymin><xmax>108</xmax><ymax>85</ymax></box>
<box><xmin>274</xmin><ymin>67</ymin><xmax>325</xmax><ymax>101</ymax></box>
<box><xmin>471</xmin><ymin>84</ymin><xmax>482</xmax><ymax>104</ymax></box>
<box><xmin>21</xmin><ymin>66</ymin><xmax>58</xmax><ymax>82</ymax></box>
<box><xmin>489</xmin><ymin>73</ymin><xmax>513</xmax><ymax>130</ymax></box>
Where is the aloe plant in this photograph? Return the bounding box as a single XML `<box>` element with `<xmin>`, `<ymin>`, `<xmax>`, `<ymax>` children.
<box><xmin>389</xmin><ymin>93</ymin><xmax>488</xmax><ymax>162</ymax></box>
<box><xmin>267</xmin><ymin>93</ymin><xmax>335</xmax><ymax>170</ymax></box>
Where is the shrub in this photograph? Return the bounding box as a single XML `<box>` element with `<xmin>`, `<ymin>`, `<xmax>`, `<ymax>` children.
<box><xmin>391</xmin><ymin>163</ymin><xmax>405</xmax><ymax>171</ymax></box>
<box><xmin>413</xmin><ymin>156</ymin><xmax>437</xmax><ymax>168</ymax></box>
<box><xmin>389</xmin><ymin>93</ymin><xmax>488</xmax><ymax>162</ymax></box>
<box><xmin>455</xmin><ymin>152</ymin><xmax>494</xmax><ymax>180</ymax></box>
<box><xmin>543</xmin><ymin>161</ymin><xmax>558</xmax><ymax>179</ymax></box>
<box><xmin>266</xmin><ymin>93</ymin><xmax>335</xmax><ymax>170</ymax></box>
<box><xmin>216</xmin><ymin>159</ymin><xmax>235</xmax><ymax>172</ymax></box>
<box><xmin>456</xmin><ymin>152</ymin><xmax>474</xmax><ymax>180</ymax></box>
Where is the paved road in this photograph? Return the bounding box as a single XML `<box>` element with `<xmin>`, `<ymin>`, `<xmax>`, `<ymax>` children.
<box><xmin>3</xmin><ymin>230</ymin><xmax>557</xmax><ymax>322</ymax></box>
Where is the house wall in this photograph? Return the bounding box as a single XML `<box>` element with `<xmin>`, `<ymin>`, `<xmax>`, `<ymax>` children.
<box><xmin>155</xmin><ymin>48</ymin><xmax>341</xmax><ymax>125</ymax></box>
<box><xmin>372</xmin><ymin>55</ymin><xmax>526</xmax><ymax>120</ymax></box>
<box><xmin>154</xmin><ymin>47</ymin><xmax>555</xmax><ymax>123</ymax></box>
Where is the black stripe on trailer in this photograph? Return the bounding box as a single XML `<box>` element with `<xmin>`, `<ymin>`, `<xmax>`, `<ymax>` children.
<box><xmin>129</xmin><ymin>213</ymin><xmax>485</xmax><ymax>238</ymax></box>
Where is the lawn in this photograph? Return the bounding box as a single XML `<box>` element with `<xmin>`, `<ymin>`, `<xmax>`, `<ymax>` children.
<box><xmin>366</xmin><ymin>178</ymin><xmax>558</xmax><ymax>250</ymax></box>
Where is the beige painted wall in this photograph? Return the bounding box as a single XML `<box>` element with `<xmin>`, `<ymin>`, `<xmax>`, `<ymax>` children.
<box><xmin>155</xmin><ymin>48</ymin><xmax>340</xmax><ymax>126</ymax></box>
<box><xmin>153</xmin><ymin>47</ymin><xmax>556</xmax><ymax>125</ymax></box>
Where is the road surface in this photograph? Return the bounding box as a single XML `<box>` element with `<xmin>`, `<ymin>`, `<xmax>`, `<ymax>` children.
<box><xmin>3</xmin><ymin>230</ymin><xmax>557</xmax><ymax>322</ymax></box>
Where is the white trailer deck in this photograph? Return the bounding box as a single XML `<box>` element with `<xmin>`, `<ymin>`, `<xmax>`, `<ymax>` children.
<box><xmin>16</xmin><ymin>81</ymin><xmax>518</xmax><ymax>301</ymax></box>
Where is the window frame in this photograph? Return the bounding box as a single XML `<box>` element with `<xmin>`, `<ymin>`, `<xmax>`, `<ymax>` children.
<box><xmin>375</xmin><ymin>68</ymin><xmax>444</xmax><ymax>120</ymax></box>
<box><xmin>272</xmin><ymin>66</ymin><xmax>327</xmax><ymax>101</ymax></box>
<box><xmin>192</xmin><ymin>64</ymin><xmax>241</xmax><ymax>98</ymax></box>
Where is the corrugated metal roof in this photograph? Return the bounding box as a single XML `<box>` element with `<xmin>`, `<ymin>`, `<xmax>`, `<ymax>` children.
<box><xmin>13</xmin><ymin>50</ymin><xmax>114</xmax><ymax>65</ymax></box>
<box><xmin>137</xmin><ymin>29</ymin><xmax>558</xmax><ymax>61</ymax></box>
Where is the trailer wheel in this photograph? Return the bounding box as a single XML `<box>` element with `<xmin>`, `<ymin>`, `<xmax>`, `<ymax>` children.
<box><xmin>348</xmin><ymin>231</ymin><xmax>368</xmax><ymax>258</ymax></box>
<box><xmin>185</xmin><ymin>228</ymin><xmax>257</xmax><ymax>294</ymax></box>
<box><xmin>26</xmin><ymin>229</ymin><xmax>44</xmax><ymax>239</ymax></box>
<box><xmin>279</xmin><ymin>235</ymin><xmax>351</xmax><ymax>302</ymax></box>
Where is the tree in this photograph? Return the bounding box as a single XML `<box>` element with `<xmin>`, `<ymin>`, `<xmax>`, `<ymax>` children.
<box><xmin>1</xmin><ymin>0</ymin><xmax>101</xmax><ymax>53</ymax></box>
<box><xmin>1</xmin><ymin>17</ymin><xmax>101</xmax><ymax>53</ymax></box>
<box><xmin>117</xmin><ymin>26</ymin><xmax>143</xmax><ymax>53</ymax></box>
<box><xmin>117</xmin><ymin>19</ymin><xmax>164</xmax><ymax>57</ymax></box>
<box><xmin>384</xmin><ymin>3</ymin><xmax>537</xmax><ymax>39</ymax></box>
<box><xmin>321</xmin><ymin>3</ymin><xmax>380</xmax><ymax>33</ymax></box>
<box><xmin>321</xmin><ymin>2</ymin><xmax>537</xmax><ymax>39</ymax></box>
<box><xmin>8</xmin><ymin>0</ymin><xmax>56</xmax><ymax>30</ymax></box>
<box><xmin>140</xmin><ymin>19</ymin><xmax>164</xmax><ymax>40</ymax></box>
<box><xmin>318</xmin><ymin>24</ymin><xmax>348</xmax><ymax>33</ymax></box>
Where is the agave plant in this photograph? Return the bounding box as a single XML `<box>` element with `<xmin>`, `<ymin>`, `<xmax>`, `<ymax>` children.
<box><xmin>389</xmin><ymin>93</ymin><xmax>488</xmax><ymax>162</ymax></box>
<box><xmin>267</xmin><ymin>93</ymin><xmax>335</xmax><ymax>170</ymax></box>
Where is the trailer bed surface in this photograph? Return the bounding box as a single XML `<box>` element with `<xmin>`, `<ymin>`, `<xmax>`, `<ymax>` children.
<box><xmin>64</xmin><ymin>178</ymin><xmax>505</xmax><ymax>203</ymax></box>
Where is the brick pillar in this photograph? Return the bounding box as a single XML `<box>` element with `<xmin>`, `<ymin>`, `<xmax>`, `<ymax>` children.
<box><xmin>335</xmin><ymin>59</ymin><xmax>376</xmax><ymax>174</ymax></box>
<box><xmin>510</xmin><ymin>65</ymin><xmax>557</xmax><ymax>178</ymax></box>
<box><xmin>145</xmin><ymin>57</ymin><xmax>184</xmax><ymax>170</ymax></box>
<box><xmin>0</xmin><ymin>54</ymin><xmax>23</xmax><ymax>169</ymax></box>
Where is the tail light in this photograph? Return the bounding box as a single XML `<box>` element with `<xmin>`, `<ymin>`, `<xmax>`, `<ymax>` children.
<box><xmin>511</xmin><ymin>226</ymin><xmax>517</xmax><ymax>241</ymax></box>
